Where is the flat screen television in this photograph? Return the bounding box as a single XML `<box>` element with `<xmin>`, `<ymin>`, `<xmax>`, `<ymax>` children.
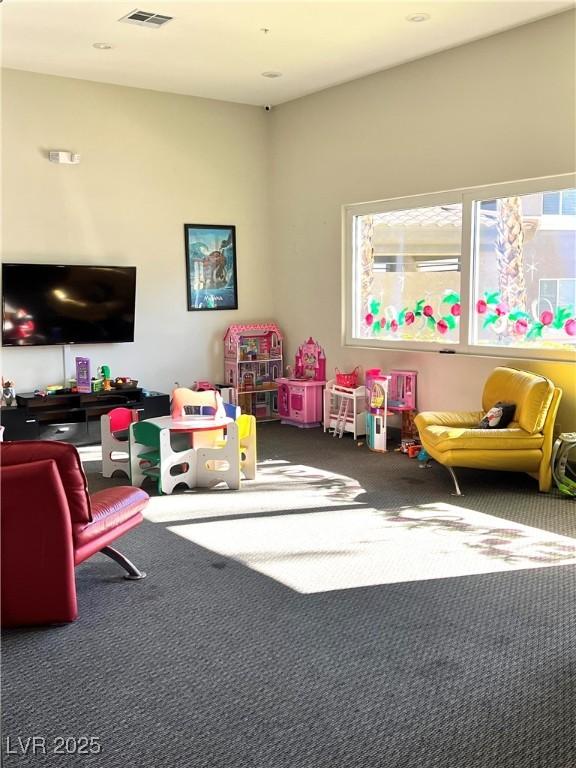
<box><xmin>2</xmin><ymin>264</ymin><xmax>137</xmax><ymax>346</ymax></box>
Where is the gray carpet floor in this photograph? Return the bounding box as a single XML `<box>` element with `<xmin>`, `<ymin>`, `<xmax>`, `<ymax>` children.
<box><xmin>2</xmin><ymin>423</ymin><xmax>576</xmax><ymax>768</ymax></box>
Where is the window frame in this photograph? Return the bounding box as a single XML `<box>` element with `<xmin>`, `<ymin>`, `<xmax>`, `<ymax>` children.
<box><xmin>343</xmin><ymin>172</ymin><xmax>576</xmax><ymax>363</ymax></box>
<box><xmin>538</xmin><ymin>277</ymin><xmax>576</xmax><ymax>312</ymax></box>
<box><xmin>543</xmin><ymin>189</ymin><xmax>576</xmax><ymax>216</ymax></box>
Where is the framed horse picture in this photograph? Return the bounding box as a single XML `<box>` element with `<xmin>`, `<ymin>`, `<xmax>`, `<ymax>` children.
<box><xmin>184</xmin><ymin>224</ymin><xmax>238</xmax><ymax>311</ymax></box>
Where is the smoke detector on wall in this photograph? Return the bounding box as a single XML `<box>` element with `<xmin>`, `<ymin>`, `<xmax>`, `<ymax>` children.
<box><xmin>119</xmin><ymin>9</ymin><xmax>173</xmax><ymax>28</ymax></box>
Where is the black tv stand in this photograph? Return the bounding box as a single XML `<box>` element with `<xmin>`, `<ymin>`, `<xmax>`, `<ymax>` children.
<box><xmin>1</xmin><ymin>388</ymin><xmax>170</xmax><ymax>444</ymax></box>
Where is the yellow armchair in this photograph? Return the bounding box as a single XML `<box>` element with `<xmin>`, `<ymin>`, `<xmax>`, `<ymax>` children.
<box><xmin>414</xmin><ymin>367</ymin><xmax>562</xmax><ymax>495</ymax></box>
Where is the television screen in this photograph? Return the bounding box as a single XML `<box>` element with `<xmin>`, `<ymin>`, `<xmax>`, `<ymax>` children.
<box><xmin>2</xmin><ymin>264</ymin><xmax>137</xmax><ymax>346</ymax></box>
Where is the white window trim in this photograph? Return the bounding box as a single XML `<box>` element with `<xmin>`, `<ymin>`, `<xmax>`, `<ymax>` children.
<box><xmin>538</xmin><ymin>277</ymin><xmax>576</xmax><ymax>311</ymax></box>
<box><xmin>342</xmin><ymin>172</ymin><xmax>576</xmax><ymax>363</ymax></box>
<box><xmin>539</xmin><ymin>215</ymin><xmax>576</xmax><ymax>231</ymax></box>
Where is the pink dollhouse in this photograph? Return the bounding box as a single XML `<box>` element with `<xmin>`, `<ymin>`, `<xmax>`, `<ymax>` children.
<box><xmin>224</xmin><ymin>323</ymin><xmax>283</xmax><ymax>421</ymax></box>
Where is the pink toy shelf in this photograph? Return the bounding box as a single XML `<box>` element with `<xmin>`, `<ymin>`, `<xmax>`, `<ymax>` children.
<box><xmin>224</xmin><ymin>323</ymin><xmax>283</xmax><ymax>422</ymax></box>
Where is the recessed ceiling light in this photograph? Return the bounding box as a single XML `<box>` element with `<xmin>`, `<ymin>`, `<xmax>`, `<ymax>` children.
<box><xmin>406</xmin><ymin>13</ymin><xmax>430</xmax><ymax>23</ymax></box>
<box><xmin>262</xmin><ymin>71</ymin><xmax>282</xmax><ymax>79</ymax></box>
<box><xmin>93</xmin><ymin>42</ymin><xmax>114</xmax><ymax>50</ymax></box>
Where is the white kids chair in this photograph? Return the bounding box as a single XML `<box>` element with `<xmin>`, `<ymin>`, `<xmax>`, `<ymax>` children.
<box><xmin>195</xmin><ymin>415</ymin><xmax>257</xmax><ymax>489</ymax></box>
<box><xmin>195</xmin><ymin>420</ymin><xmax>241</xmax><ymax>490</ymax></box>
<box><xmin>101</xmin><ymin>407</ymin><xmax>139</xmax><ymax>478</ymax></box>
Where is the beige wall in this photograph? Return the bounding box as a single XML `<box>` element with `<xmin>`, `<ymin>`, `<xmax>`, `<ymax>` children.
<box><xmin>269</xmin><ymin>11</ymin><xmax>576</xmax><ymax>430</ymax></box>
<box><xmin>2</xmin><ymin>12</ymin><xmax>575</xmax><ymax>429</ymax></box>
<box><xmin>1</xmin><ymin>69</ymin><xmax>272</xmax><ymax>393</ymax></box>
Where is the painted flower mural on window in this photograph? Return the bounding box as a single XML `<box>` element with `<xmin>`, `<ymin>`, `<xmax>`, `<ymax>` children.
<box><xmin>472</xmin><ymin>191</ymin><xmax>576</xmax><ymax>349</ymax></box>
<box><xmin>354</xmin><ymin>204</ymin><xmax>462</xmax><ymax>344</ymax></box>
<box><xmin>352</xmin><ymin>188</ymin><xmax>575</xmax><ymax>351</ymax></box>
<box><xmin>364</xmin><ymin>291</ymin><xmax>461</xmax><ymax>342</ymax></box>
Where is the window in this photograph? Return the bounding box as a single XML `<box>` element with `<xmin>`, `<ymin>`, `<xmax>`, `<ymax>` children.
<box><xmin>471</xmin><ymin>191</ymin><xmax>576</xmax><ymax>351</ymax></box>
<box><xmin>352</xmin><ymin>204</ymin><xmax>462</xmax><ymax>345</ymax></box>
<box><xmin>543</xmin><ymin>190</ymin><xmax>576</xmax><ymax>215</ymax></box>
<box><xmin>345</xmin><ymin>176</ymin><xmax>576</xmax><ymax>360</ymax></box>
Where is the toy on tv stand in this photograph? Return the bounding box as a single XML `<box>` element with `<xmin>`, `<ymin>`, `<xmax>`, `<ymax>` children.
<box><xmin>277</xmin><ymin>338</ymin><xmax>326</xmax><ymax>428</ymax></box>
<box><xmin>75</xmin><ymin>356</ymin><xmax>91</xmax><ymax>394</ymax></box>
<box><xmin>98</xmin><ymin>364</ymin><xmax>112</xmax><ymax>391</ymax></box>
<box><xmin>1</xmin><ymin>378</ymin><xmax>16</xmax><ymax>407</ymax></box>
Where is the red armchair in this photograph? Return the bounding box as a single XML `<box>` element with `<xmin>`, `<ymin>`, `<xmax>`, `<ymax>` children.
<box><xmin>1</xmin><ymin>440</ymin><xmax>149</xmax><ymax>626</ymax></box>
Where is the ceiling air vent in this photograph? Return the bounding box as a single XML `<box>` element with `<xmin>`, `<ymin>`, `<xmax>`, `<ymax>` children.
<box><xmin>119</xmin><ymin>9</ymin><xmax>173</xmax><ymax>28</ymax></box>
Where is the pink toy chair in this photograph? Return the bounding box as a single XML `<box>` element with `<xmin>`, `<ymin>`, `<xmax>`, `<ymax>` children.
<box><xmin>101</xmin><ymin>407</ymin><xmax>139</xmax><ymax>478</ymax></box>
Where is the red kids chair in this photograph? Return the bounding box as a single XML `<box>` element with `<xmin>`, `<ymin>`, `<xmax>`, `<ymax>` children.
<box><xmin>101</xmin><ymin>406</ymin><xmax>139</xmax><ymax>478</ymax></box>
<box><xmin>1</xmin><ymin>440</ymin><xmax>149</xmax><ymax>626</ymax></box>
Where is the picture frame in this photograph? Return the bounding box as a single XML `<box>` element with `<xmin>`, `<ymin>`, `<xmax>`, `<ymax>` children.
<box><xmin>184</xmin><ymin>224</ymin><xmax>238</xmax><ymax>311</ymax></box>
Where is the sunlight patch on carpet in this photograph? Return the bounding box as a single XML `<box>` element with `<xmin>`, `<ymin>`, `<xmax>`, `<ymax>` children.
<box><xmin>168</xmin><ymin>502</ymin><xmax>576</xmax><ymax>593</ymax></box>
<box><xmin>144</xmin><ymin>463</ymin><xmax>364</xmax><ymax>523</ymax></box>
<box><xmin>77</xmin><ymin>445</ymin><xmax>104</xmax><ymax>463</ymax></box>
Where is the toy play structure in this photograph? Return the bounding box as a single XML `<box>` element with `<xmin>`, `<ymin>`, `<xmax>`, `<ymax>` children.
<box><xmin>387</xmin><ymin>370</ymin><xmax>417</xmax><ymax>411</ymax></box>
<box><xmin>365</xmin><ymin>369</ymin><xmax>390</xmax><ymax>452</ymax></box>
<box><xmin>323</xmin><ymin>380</ymin><xmax>367</xmax><ymax>439</ymax></box>
<box><xmin>277</xmin><ymin>338</ymin><xmax>326</xmax><ymax>428</ymax></box>
<box><xmin>362</xmin><ymin>368</ymin><xmax>418</xmax><ymax>449</ymax></box>
<box><xmin>224</xmin><ymin>323</ymin><xmax>283</xmax><ymax>421</ymax></box>
<box><xmin>387</xmin><ymin>370</ymin><xmax>418</xmax><ymax>440</ymax></box>
<box><xmin>293</xmin><ymin>338</ymin><xmax>326</xmax><ymax>381</ymax></box>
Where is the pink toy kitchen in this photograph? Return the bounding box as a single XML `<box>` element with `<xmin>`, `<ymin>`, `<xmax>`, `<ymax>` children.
<box><xmin>276</xmin><ymin>338</ymin><xmax>326</xmax><ymax>428</ymax></box>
